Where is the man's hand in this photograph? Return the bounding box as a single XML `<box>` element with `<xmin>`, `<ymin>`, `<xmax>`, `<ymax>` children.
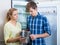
<box><xmin>30</xmin><ymin>34</ymin><xmax>37</xmax><ymax>40</ymax></box>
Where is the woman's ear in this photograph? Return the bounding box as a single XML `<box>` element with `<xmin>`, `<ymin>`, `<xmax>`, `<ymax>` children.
<box><xmin>9</xmin><ymin>15</ymin><xmax>12</xmax><ymax>19</ymax></box>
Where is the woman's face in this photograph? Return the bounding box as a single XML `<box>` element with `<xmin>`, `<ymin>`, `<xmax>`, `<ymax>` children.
<box><xmin>11</xmin><ymin>10</ymin><xmax>18</xmax><ymax>21</ymax></box>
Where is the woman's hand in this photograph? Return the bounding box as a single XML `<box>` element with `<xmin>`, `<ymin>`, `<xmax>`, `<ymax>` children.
<box><xmin>18</xmin><ymin>36</ymin><xmax>26</xmax><ymax>43</ymax></box>
<box><xmin>20</xmin><ymin>37</ymin><xmax>26</xmax><ymax>43</ymax></box>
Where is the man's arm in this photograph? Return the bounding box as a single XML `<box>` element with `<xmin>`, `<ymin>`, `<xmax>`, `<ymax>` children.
<box><xmin>36</xmin><ymin>33</ymin><xmax>49</xmax><ymax>38</ymax></box>
<box><xmin>30</xmin><ymin>33</ymin><xmax>49</xmax><ymax>40</ymax></box>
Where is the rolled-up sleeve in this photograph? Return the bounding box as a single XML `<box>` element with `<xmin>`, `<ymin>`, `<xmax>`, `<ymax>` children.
<box><xmin>4</xmin><ymin>25</ymin><xmax>11</xmax><ymax>44</ymax></box>
<box><xmin>43</xmin><ymin>17</ymin><xmax>51</xmax><ymax>35</ymax></box>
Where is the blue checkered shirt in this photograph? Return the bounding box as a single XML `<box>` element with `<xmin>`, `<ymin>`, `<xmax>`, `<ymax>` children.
<box><xmin>27</xmin><ymin>12</ymin><xmax>51</xmax><ymax>45</ymax></box>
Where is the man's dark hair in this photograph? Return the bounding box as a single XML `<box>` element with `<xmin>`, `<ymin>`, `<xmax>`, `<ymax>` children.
<box><xmin>26</xmin><ymin>1</ymin><xmax>37</xmax><ymax>12</ymax></box>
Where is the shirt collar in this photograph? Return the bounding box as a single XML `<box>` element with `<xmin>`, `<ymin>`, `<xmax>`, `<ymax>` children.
<box><xmin>31</xmin><ymin>12</ymin><xmax>40</xmax><ymax>19</ymax></box>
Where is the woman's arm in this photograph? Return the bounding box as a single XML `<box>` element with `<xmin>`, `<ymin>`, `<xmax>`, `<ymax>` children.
<box><xmin>7</xmin><ymin>36</ymin><xmax>26</xmax><ymax>43</ymax></box>
<box><xmin>7</xmin><ymin>37</ymin><xmax>20</xmax><ymax>43</ymax></box>
<box><xmin>4</xmin><ymin>25</ymin><xmax>21</xmax><ymax>43</ymax></box>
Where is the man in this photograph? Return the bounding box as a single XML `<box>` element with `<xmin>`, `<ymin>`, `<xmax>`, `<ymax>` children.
<box><xmin>26</xmin><ymin>1</ymin><xmax>51</xmax><ymax>45</ymax></box>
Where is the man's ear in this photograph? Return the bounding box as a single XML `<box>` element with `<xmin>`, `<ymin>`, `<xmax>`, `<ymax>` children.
<box><xmin>35</xmin><ymin>8</ymin><xmax>37</xmax><ymax>11</ymax></box>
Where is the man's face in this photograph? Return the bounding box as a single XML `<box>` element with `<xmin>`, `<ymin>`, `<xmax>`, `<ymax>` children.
<box><xmin>29</xmin><ymin>7</ymin><xmax>37</xmax><ymax>16</ymax></box>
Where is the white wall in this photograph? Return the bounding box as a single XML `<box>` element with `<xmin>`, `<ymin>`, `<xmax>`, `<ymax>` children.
<box><xmin>0</xmin><ymin>0</ymin><xmax>11</xmax><ymax>44</ymax></box>
<box><xmin>57</xmin><ymin>2</ymin><xmax>60</xmax><ymax>45</ymax></box>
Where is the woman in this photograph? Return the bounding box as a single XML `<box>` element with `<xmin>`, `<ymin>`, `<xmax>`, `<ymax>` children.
<box><xmin>4</xmin><ymin>8</ymin><xmax>25</xmax><ymax>45</ymax></box>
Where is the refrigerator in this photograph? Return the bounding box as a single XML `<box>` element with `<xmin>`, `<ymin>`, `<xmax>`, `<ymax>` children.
<box><xmin>37</xmin><ymin>1</ymin><xmax>57</xmax><ymax>45</ymax></box>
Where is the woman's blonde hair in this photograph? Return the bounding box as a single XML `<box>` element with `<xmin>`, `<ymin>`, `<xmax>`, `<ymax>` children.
<box><xmin>6</xmin><ymin>8</ymin><xmax>17</xmax><ymax>22</ymax></box>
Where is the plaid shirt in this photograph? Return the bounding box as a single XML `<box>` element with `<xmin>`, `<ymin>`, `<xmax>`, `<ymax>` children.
<box><xmin>27</xmin><ymin>12</ymin><xmax>51</xmax><ymax>45</ymax></box>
